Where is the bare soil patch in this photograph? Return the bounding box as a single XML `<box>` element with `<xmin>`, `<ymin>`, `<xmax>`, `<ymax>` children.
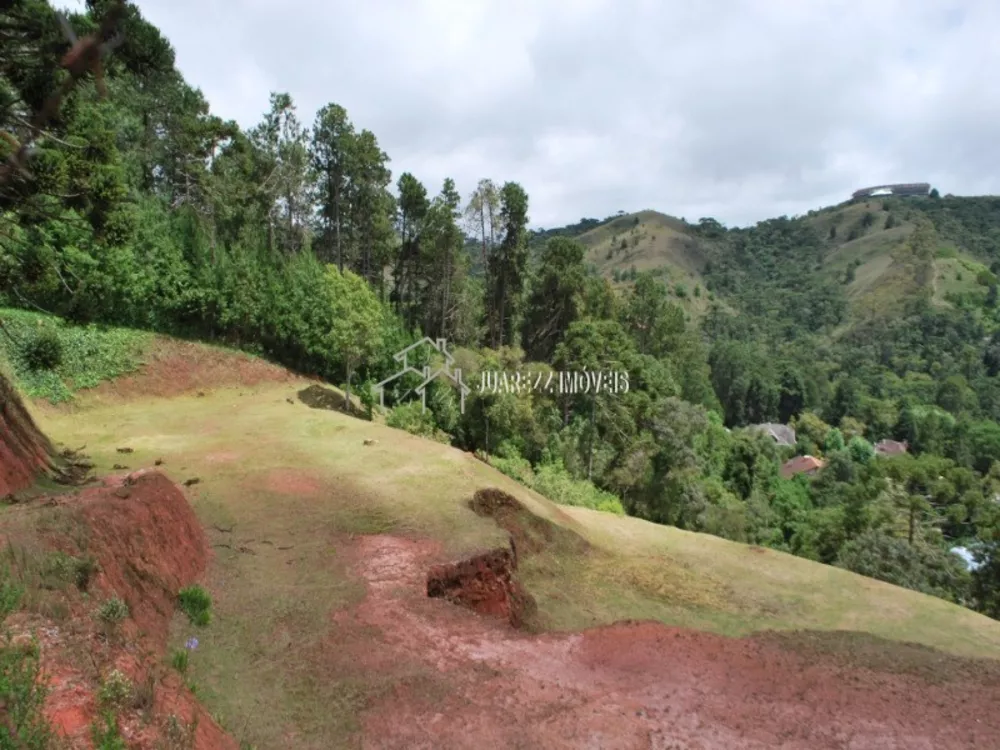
<box><xmin>297</xmin><ymin>384</ymin><xmax>348</xmax><ymax>411</ymax></box>
<box><xmin>0</xmin><ymin>373</ymin><xmax>55</xmax><ymax>497</ymax></box>
<box><xmin>263</xmin><ymin>468</ymin><xmax>323</xmax><ymax>496</ymax></box>
<box><xmin>426</xmin><ymin>544</ymin><xmax>535</xmax><ymax>627</ymax></box>
<box><xmin>2</xmin><ymin>470</ymin><xmax>236</xmax><ymax>749</ymax></box>
<box><xmin>337</xmin><ymin>522</ymin><xmax>1000</xmax><ymax>749</ymax></box>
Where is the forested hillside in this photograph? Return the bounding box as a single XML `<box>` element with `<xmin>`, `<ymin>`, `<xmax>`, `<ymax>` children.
<box><xmin>3</xmin><ymin>0</ymin><xmax>1000</xmax><ymax>622</ymax></box>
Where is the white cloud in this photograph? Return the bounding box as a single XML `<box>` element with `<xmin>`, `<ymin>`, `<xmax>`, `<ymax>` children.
<box><xmin>70</xmin><ymin>0</ymin><xmax>1000</xmax><ymax>227</ymax></box>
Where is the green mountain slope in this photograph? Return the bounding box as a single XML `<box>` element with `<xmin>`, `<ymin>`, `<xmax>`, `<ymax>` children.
<box><xmin>576</xmin><ymin>209</ymin><xmax>710</xmax><ymax>280</ymax></box>
<box><xmin>552</xmin><ymin>195</ymin><xmax>1000</xmax><ymax>331</ymax></box>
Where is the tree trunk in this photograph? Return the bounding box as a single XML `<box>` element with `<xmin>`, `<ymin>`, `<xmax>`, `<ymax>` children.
<box><xmin>587</xmin><ymin>394</ymin><xmax>596</xmax><ymax>481</ymax></box>
<box><xmin>479</xmin><ymin>209</ymin><xmax>488</xmax><ymax>272</ymax></box>
<box><xmin>335</xmin><ymin>186</ymin><xmax>343</xmax><ymax>272</ymax></box>
<box><xmin>345</xmin><ymin>364</ymin><xmax>353</xmax><ymax>415</ymax></box>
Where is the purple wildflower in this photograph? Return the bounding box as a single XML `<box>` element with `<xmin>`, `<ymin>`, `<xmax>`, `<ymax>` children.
<box><xmin>185</xmin><ymin>637</ymin><xmax>199</xmax><ymax>650</ymax></box>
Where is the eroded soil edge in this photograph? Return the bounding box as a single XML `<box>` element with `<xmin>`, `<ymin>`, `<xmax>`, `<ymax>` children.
<box><xmin>425</xmin><ymin>488</ymin><xmax>554</xmax><ymax>628</ymax></box>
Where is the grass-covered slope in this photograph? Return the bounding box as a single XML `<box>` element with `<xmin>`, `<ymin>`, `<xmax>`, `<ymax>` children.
<box><xmin>18</xmin><ymin>331</ymin><xmax>1000</xmax><ymax>743</ymax></box>
<box><xmin>0</xmin><ymin>307</ymin><xmax>293</xmax><ymax>406</ymax></box>
<box><xmin>575</xmin><ymin>210</ymin><xmax>718</xmax><ymax>316</ymax></box>
<box><xmin>34</xmin><ymin>367</ymin><xmax>1000</xmax><ymax>650</ymax></box>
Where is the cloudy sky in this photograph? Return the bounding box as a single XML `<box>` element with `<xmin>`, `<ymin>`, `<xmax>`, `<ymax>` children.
<box><xmin>67</xmin><ymin>0</ymin><xmax>1000</xmax><ymax>229</ymax></box>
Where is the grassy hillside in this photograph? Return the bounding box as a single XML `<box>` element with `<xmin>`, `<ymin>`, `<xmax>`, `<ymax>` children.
<box><xmin>25</xmin><ymin>336</ymin><xmax>1000</xmax><ymax>745</ymax></box>
<box><xmin>573</xmin><ymin>210</ymin><xmax>719</xmax><ymax>318</ymax></box>
<box><xmin>540</xmin><ymin>197</ymin><xmax>1000</xmax><ymax>330</ymax></box>
<box><xmin>577</xmin><ymin>210</ymin><xmax>709</xmax><ymax>280</ymax></box>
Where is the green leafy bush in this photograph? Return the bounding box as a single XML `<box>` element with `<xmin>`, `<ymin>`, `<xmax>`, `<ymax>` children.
<box><xmin>489</xmin><ymin>449</ymin><xmax>625</xmax><ymax>515</ymax></box>
<box><xmin>171</xmin><ymin>648</ymin><xmax>189</xmax><ymax>674</ymax></box>
<box><xmin>836</xmin><ymin>531</ymin><xmax>970</xmax><ymax>603</ymax></box>
<box><xmin>177</xmin><ymin>585</ymin><xmax>212</xmax><ymax>627</ymax></box>
<box><xmin>489</xmin><ymin>454</ymin><xmax>535</xmax><ymax>486</ymax></box>
<box><xmin>847</xmin><ymin>436</ymin><xmax>875</xmax><ymax>464</ymax></box>
<box><xmin>385</xmin><ymin>401</ymin><xmax>450</xmax><ymax>443</ymax></box>
<box><xmin>532</xmin><ymin>463</ymin><xmax>625</xmax><ymax>514</ymax></box>
<box><xmin>21</xmin><ymin>331</ymin><xmax>63</xmax><ymax>371</ymax></box>
<box><xmin>0</xmin><ymin>309</ymin><xmax>149</xmax><ymax>403</ymax></box>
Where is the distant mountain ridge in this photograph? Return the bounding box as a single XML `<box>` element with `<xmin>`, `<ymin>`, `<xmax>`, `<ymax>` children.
<box><xmin>524</xmin><ymin>194</ymin><xmax>1000</xmax><ymax>329</ymax></box>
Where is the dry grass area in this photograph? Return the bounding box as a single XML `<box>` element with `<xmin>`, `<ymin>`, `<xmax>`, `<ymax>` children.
<box><xmin>29</xmin><ymin>373</ymin><xmax>1000</xmax><ymax>747</ymax></box>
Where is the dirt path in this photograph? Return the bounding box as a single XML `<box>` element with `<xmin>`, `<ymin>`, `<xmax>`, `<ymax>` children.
<box><xmin>344</xmin><ymin>535</ymin><xmax>1000</xmax><ymax>750</ymax></box>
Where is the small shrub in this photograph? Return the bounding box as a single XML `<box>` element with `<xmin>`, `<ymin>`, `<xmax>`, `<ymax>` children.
<box><xmin>489</xmin><ymin>454</ymin><xmax>535</xmax><ymax>487</ymax></box>
<box><xmin>98</xmin><ymin>669</ymin><xmax>132</xmax><ymax>709</ymax></box>
<box><xmin>91</xmin><ymin>710</ymin><xmax>127</xmax><ymax>750</ymax></box>
<box><xmin>358</xmin><ymin>379</ymin><xmax>375</xmax><ymax>421</ymax></box>
<box><xmin>97</xmin><ymin>596</ymin><xmax>129</xmax><ymax>624</ymax></box>
<box><xmin>165</xmin><ymin>713</ymin><xmax>198</xmax><ymax>748</ymax></box>
<box><xmin>177</xmin><ymin>585</ymin><xmax>212</xmax><ymax>627</ymax></box>
<box><xmin>47</xmin><ymin>552</ymin><xmax>98</xmax><ymax>591</ymax></box>
<box><xmin>385</xmin><ymin>401</ymin><xmax>450</xmax><ymax>443</ymax></box>
<box><xmin>531</xmin><ymin>462</ymin><xmax>625</xmax><ymax>515</ymax></box>
<box><xmin>171</xmin><ymin>648</ymin><xmax>189</xmax><ymax>674</ymax></box>
<box><xmin>0</xmin><ymin>632</ymin><xmax>52</xmax><ymax>748</ymax></box>
<box><xmin>22</xmin><ymin>331</ymin><xmax>63</xmax><ymax>371</ymax></box>
<box><xmin>130</xmin><ymin>672</ymin><xmax>156</xmax><ymax>712</ymax></box>
<box><xmin>0</xmin><ymin>565</ymin><xmax>24</xmax><ymax>619</ymax></box>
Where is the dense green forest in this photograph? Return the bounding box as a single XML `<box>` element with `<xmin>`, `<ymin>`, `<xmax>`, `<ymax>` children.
<box><xmin>2</xmin><ymin>0</ymin><xmax>1000</xmax><ymax>620</ymax></box>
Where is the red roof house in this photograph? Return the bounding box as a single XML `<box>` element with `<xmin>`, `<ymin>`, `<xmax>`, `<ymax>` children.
<box><xmin>781</xmin><ymin>455</ymin><xmax>826</xmax><ymax>479</ymax></box>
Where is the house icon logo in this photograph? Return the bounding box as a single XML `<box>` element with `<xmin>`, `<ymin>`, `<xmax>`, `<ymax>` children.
<box><xmin>373</xmin><ymin>338</ymin><xmax>471</xmax><ymax>414</ymax></box>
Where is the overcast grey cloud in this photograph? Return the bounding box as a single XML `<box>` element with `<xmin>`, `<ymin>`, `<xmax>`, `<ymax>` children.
<box><xmin>66</xmin><ymin>0</ymin><xmax>1000</xmax><ymax>228</ymax></box>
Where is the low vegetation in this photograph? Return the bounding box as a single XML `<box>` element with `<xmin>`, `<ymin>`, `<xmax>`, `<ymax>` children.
<box><xmin>178</xmin><ymin>584</ymin><xmax>213</xmax><ymax>627</ymax></box>
<box><xmin>0</xmin><ymin>567</ymin><xmax>52</xmax><ymax>750</ymax></box>
<box><xmin>0</xmin><ymin>308</ymin><xmax>150</xmax><ymax>404</ymax></box>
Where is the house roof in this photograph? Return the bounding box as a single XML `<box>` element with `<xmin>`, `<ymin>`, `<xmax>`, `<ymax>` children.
<box><xmin>874</xmin><ymin>439</ymin><xmax>909</xmax><ymax>456</ymax></box>
<box><xmin>781</xmin><ymin>455</ymin><xmax>826</xmax><ymax>479</ymax></box>
<box><xmin>751</xmin><ymin>423</ymin><xmax>797</xmax><ymax>447</ymax></box>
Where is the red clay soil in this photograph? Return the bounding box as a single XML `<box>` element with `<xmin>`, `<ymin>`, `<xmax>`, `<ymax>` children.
<box><xmin>342</xmin><ymin>535</ymin><xmax>1000</xmax><ymax>750</ymax></box>
<box><xmin>78</xmin><ymin>338</ymin><xmax>298</xmax><ymax>401</ymax></box>
<box><xmin>426</xmin><ymin>543</ymin><xmax>536</xmax><ymax>627</ymax></box>
<box><xmin>0</xmin><ymin>372</ymin><xmax>53</xmax><ymax>497</ymax></box>
<box><xmin>7</xmin><ymin>470</ymin><xmax>237</xmax><ymax>749</ymax></box>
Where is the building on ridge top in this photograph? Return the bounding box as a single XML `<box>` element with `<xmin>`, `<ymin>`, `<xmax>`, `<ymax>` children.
<box><xmin>851</xmin><ymin>183</ymin><xmax>930</xmax><ymax>200</ymax></box>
